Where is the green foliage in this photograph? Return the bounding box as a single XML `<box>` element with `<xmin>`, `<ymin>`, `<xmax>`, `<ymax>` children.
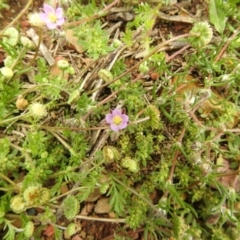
<box><xmin>74</xmin><ymin>21</ymin><xmax>114</xmax><ymax>59</ymax></box>
<box><xmin>107</xmin><ymin>178</ymin><xmax>127</xmax><ymax>215</ymax></box>
<box><xmin>0</xmin><ymin>0</ymin><xmax>9</xmax><ymax>13</ymax></box>
<box><xmin>209</xmin><ymin>0</ymin><xmax>227</xmax><ymax>34</ymax></box>
<box><xmin>0</xmin><ymin>0</ymin><xmax>240</xmax><ymax>238</ymax></box>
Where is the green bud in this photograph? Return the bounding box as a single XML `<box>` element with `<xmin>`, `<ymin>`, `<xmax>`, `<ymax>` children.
<box><xmin>57</xmin><ymin>60</ymin><xmax>69</xmax><ymax>70</ymax></box>
<box><xmin>98</xmin><ymin>69</ymin><xmax>113</xmax><ymax>82</ymax></box>
<box><xmin>41</xmin><ymin>151</ymin><xmax>48</xmax><ymax>158</ymax></box>
<box><xmin>228</xmin><ymin>187</ymin><xmax>236</xmax><ymax>201</ymax></box>
<box><xmin>24</xmin><ymin>221</ymin><xmax>34</xmax><ymax>238</ymax></box>
<box><xmin>66</xmin><ymin>223</ymin><xmax>78</xmax><ymax>236</ymax></box>
<box><xmin>68</xmin><ymin>66</ymin><xmax>75</xmax><ymax>75</ymax></box>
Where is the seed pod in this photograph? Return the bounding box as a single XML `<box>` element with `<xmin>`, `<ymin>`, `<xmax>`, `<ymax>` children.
<box><xmin>66</xmin><ymin>223</ymin><xmax>78</xmax><ymax>236</ymax></box>
<box><xmin>24</xmin><ymin>221</ymin><xmax>34</xmax><ymax>238</ymax></box>
<box><xmin>16</xmin><ymin>95</ymin><xmax>28</xmax><ymax>110</ymax></box>
<box><xmin>98</xmin><ymin>69</ymin><xmax>113</xmax><ymax>82</ymax></box>
<box><xmin>103</xmin><ymin>146</ymin><xmax>121</xmax><ymax>163</ymax></box>
<box><xmin>0</xmin><ymin>67</ymin><xmax>13</xmax><ymax>78</ymax></box>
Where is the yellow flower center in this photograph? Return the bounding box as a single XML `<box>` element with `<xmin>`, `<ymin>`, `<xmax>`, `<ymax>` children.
<box><xmin>48</xmin><ymin>13</ymin><xmax>57</xmax><ymax>23</ymax></box>
<box><xmin>113</xmin><ymin>115</ymin><xmax>122</xmax><ymax>125</ymax></box>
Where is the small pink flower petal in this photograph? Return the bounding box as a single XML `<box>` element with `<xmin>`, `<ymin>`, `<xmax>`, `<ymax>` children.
<box><xmin>39</xmin><ymin>12</ymin><xmax>48</xmax><ymax>22</ymax></box>
<box><xmin>43</xmin><ymin>4</ymin><xmax>54</xmax><ymax>14</ymax></box>
<box><xmin>56</xmin><ymin>18</ymin><xmax>65</xmax><ymax>26</ymax></box>
<box><xmin>55</xmin><ymin>8</ymin><xmax>63</xmax><ymax>18</ymax></box>
<box><xmin>47</xmin><ymin>22</ymin><xmax>57</xmax><ymax>29</ymax></box>
<box><xmin>106</xmin><ymin>113</ymin><xmax>114</xmax><ymax>123</ymax></box>
<box><xmin>111</xmin><ymin>124</ymin><xmax>120</xmax><ymax>132</ymax></box>
<box><xmin>121</xmin><ymin>115</ymin><xmax>129</xmax><ymax>123</ymax></box>
<box><xmin>112</xmin><ymin>109</ymin><xmax>122</xmax><ymax>116</ymax></box>
<box><xmin>119</xmin><ymin>122</ymin><xmax>128</xmax><ymax>129</ymax></box>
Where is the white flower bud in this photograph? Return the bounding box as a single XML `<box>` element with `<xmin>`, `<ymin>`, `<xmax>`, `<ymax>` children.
<box><xmin>0</xmin><ymin>67</ymin><xmax>13</xmax><ymax>78</ymax></box>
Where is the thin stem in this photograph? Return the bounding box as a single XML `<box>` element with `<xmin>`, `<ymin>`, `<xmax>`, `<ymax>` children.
<box><xmin>0</xmin><ymin>173</ymin><xmax>20</xmax><ymax>191</ymax></box>
<box><xmin>0</xmin><ymin>113</ymin><xmax>29</xmax><ymax>126</ymax></box>
<box><xmin>30</xmin><ymin>28</ymin><xmax>43</xmax><ymax>65</ymax></box>
<box><xmin>163</xmin><ymin>126</ymin><xmax>186</xmax><ymax>198</ymax></box>
<box><xmin>130</xmin><ymin>116</ymin><xmax>150</xmax><ymax>125</ymax></box>
<box><xmin>48</xmin><ymin>130</ymin><xmax>76</xmax><ymax>155</ymax></box>
<box><xmin>214</xmin><ymin>26</ymin><xmax>240</xmax><ymax>63</ymax></box>
<box><xmin>75</xmin><ymin>215</ymin><xmax>126</xmax><ymax>223</ymax></box>
<box><xmin>50</xmin><ymin>186</ymin><xmax>89</xmax><ymax>202</ymax></box>
<box><xmin>87</xmin><ymin>33</ymin><xmax>190</xmax><ymax>95</ymax></box>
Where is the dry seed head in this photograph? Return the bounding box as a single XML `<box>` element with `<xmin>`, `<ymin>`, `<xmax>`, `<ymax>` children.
<box><xmin>28</xmin><ymin>13</ymin><xmax>45</xmax><ymax>27</ymax></box>
<box><xmin>16</xmin><ymin>95</ymin><xmax>28</xmax><ymax>110</ymax></box>
<box><xmin>103</xmin><ymin>146</ymin><xmax>121</xmax><ymax>163</ymax></box>
<box><xmin>23</xmin><ymin>184</ymin><xmax>42</xmax><ymax>206</ymax></box>
<box><xmin>29</xmin><ymin>102</ymin><xmax>47</xmax><ymax>119</ymax></box>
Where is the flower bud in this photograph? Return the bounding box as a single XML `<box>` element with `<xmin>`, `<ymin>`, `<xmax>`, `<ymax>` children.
<box><xmin>0</xmin><ymin>67</ymin><xmax>13</xmax><ymax>78</ymax></box>
<box><xmin>10</xmin><ymin>195</ymin><xmax>26</xmax><ymax>213</ymax></box>
<box><xmin>98</xmin><ymin>69</ymin><xmax>113</xmax><ymax>82</ymax></box>
<box><xmin>24</xmin><ymin>221</ymin><xmax>34</xmax><ymax>238</ymax></box>
<box><xmin>228</xmin><ymin>187</ymin><xmax>236</xmax><ymax>201</ymax></box>
<box><xmin>66</xmin><ymin>223</ymin><xmax>78</xmax><ymax>236</ymax></box>
<box><xmin>57</xmin><ymin>59</ymin><xmax>69</xmax><ymax>70</ymax></box>
<box><xmin>16</xmin><ymin>95</ymin><xmax>28</xmax><ymax>110</ymax></box>
<box><xmin>20</xmin><ymin>36</ymin><xmax>36</xmax><ymax>50</ymax></box>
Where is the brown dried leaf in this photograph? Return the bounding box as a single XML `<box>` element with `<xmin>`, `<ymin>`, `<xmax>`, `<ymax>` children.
<box><xmin>65</xmin><ymin>29</ymin><xmax>84</xmax><ymax>53</ymax></box>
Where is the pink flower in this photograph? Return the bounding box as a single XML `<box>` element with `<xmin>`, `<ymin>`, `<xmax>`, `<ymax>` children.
<box><xmin>40</xmin><ymin>4</ymin><xmax>64</xmax><ymax>29</ymax></box>
<box><xmin>106</xmin><ymin>109</ymin><xmax>129</xmax><ymax>132</ymax></box>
